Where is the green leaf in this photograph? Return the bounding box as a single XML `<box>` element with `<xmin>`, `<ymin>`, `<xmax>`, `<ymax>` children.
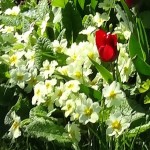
<box><xmin>144</xmin><ymin>92</ymin><xmax>150</xmax><ymax>104</ymax></box>
<box><xmin>4</xmin><ymin>95</ymin><xmax>31</xmax><ymax>124</ymax></box>
<box><xmin>136</xmin><ymin>18</ymin><xmax>149</xmax><ymax>61</ymax></box>
<box><xmin>89</xmin><ymin>58</ymin><xmax>113</xmax><ymax>84</ymax></box>
<box><xmin>129</xmin><ymin>32</ymin><xmax>145</xmax><ymax>60</ymax></box>
<box><xmin>62</xmin><ymin>2</ymin><xmax>82</xmax><ymax>44</ymax></box>
<box><xmin>24</xmin><ymin>116</ymin><xmax>71</xmax><ymax>144</ymax></box>
<box><xmin>91</xmin><ymin>0</ymin><xmax>98</xmax><ymax>10</ymax></box>
<box><xmin>131</xmin><ymin>55</ymin><xmax>150</xmax><ymax>76</ymax></box>
<box><xmin>1</xmin><ymin>0</ymin><xmax>14</xmax><ymax>11</ymax></box>
<box><xmin>78</xmin><ymin>0</ymin><xmax>85</xmax><ymax>9</ymax></box>
<box><xmin>129</xmin><ymin>33</ymin><xmax>150</xmax><ymax>76</ymax></box>
<box><xmin>139</xmin><ymin>11</ymin><xmax>150</xmax><ymax>29</ymax></box>
<box><xmin>0</xmin><ymin>84</ymin><xmax>15</xmax><ymax>106</ymax></box>
<box><xmin>120</xmin><ymin>0</ymin><xmax>135</xmax><ymax>29</ymax></box>
<box><xmin>80</xmin><ymin>84</ymin><xmax>102</xmax><ymax>101</ymax></box>
<box><xmin>51</xmin><ymin>0</ymin><xmax>68</xmax><ymax>8</ymax></box>
<box><xmin>29</xmin><ymin>105</ymin><xmax>48</xmax><ymax>118</ymax></box>
<box><xmin>128</xmin><ymin>121</ymin><xmax>150</xmax><ymax>138</ymax></box>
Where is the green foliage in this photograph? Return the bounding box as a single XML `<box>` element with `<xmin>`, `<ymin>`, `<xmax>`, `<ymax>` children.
<box><xmin>129</xmin><ymin>33</ymin><xmax>150</xmax><ymax>76</ymax></box>
<box><xmin>35</xmin><ymin>0</ymin><xmax>50</xmax><ymax>21</ymax></box>
<box><xmin>0</xmin><ymin>0</ymin><xmax>14</xmax><ymax>11</ymax></box>
<box><xmin>62</xmin><ymin>2</ymin><xmax>82</xmax><ymax>44</ymax></box>
<box><xmin>23</xmin><ymin>116</ymin><xmax>71</xmax><ymax>145</ymax></box>
<box><xmin>89</xmin><ymin>58</ymin><xmax>113</xmax><ymax>84</ymax></box>
<box><xmin>139</xmin><ymin>11</ymin><xmax>150</xmax><ymax>29</ymax></box>
<box><xmin>51</xmin><ymin>0</ymin><xmax>69</xmax><ymax>8</ymax></box>
<box><xmin>0</xmin><ymin>84</ymin><xmax>15</xmax><ymax>106</ymax></box>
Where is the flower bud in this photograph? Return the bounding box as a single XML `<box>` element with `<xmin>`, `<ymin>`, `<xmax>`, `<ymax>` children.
<box><xmin>95</xmin><ymin>29</ymin><xmax>118</xmax><ymax>62</ymax></box>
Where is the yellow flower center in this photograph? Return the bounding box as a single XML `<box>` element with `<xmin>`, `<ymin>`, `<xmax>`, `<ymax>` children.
<box><xmin>112</xmin><ymin>120</ymin><xmax>121</xmax><ymax>130</ymax></box>
<box><xmin>12</xmin><ymin>121</ymin><xmax>19</xmax><ymax>130</ymax></box>
<box><xmin>109</xmin><ymin>90</ymin><xmax>116</xmax><ymax>99</ymax></box>
<box><xmin>68</xmin><ymin>84</ymin><xmax>74</xmax><ymax>89</ymax></box>
<box><xmin>67</xmin><ymin>104</ymin><xmax>72</xmax><ymax>111</ymax></box>
<box><xmin>36</xmin><ymin>89</ymin><xmax>41</xmax><ymax>96</ymax></box>
<box><xmin>84</xmin><ymin>107</ymin><xmax>93</xmax><ymax>116</ymax></box>
<box><xmin>75</xmin><ymin>71</ymin><xmax>82</xmax><ymax>79</ymax></box>
<box><xmin>17</xmin><ymin>74</ymin><xmax>23</xmax><ymax>81</ymax></box>
<box><xmin>10</xmin><ymin>55</ymin><xmax>17</xmax><ymax>64</ymax></box>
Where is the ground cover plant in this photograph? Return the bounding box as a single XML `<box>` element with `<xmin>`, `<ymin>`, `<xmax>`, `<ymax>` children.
<box><xmin>1</xmin><ymin>0</ymin><xmax>150</xmax><ymax>149</ymax></box>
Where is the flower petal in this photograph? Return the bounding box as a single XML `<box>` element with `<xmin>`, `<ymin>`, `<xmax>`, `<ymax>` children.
<box><xmin>98</xmin><ymin>45</ymin><xmax>118</xmax><ymax>62</ymax></box>
<box><xmin>95</xmin><ymin>29</ymin><xmax>107</xmax><ymax>49</ymax></box>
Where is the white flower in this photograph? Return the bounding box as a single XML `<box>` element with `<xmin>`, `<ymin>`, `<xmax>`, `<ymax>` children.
<box><xmin>40</xmin><ymin>13</ymin><xmax>50</xmax><ymax>35</ymax></box>
<box><xmin>106</xmin><ymin>111</ymin><xmax>130</xmax><ymax>137</ymax></box>
<box><xmin>53</xmin><ymin>82</ymin><xmax>70</xmax><ymax>107</ymax></box>
<box><xmin>45</xmin><ymin>78</ymin><xmax>57</xmax><ymax>93</ymax></box>
<box><xmin>52</xmin><ymin>39</ymin><xmax>67</xmax><ymax>53</ymax></box>
<box><xmin>0</xmin><ymin>26</ymin><xmax>14</xmax><ymax>33</ymax></box>
<box><xmin>65</xmin><ymin>123</ymin><xmax>81</xmax><ymax>142</ymax></box>
<box><xmin>8</xmin><ymin>111</ymin><xmax>21</xmax><ymax>139</ymax></box>
<box><xmin>103</xmin><ymin>81</ymin><xmax>126</xmax><ymax>107</ymax></box>
<box><xmin>79</xmin><ymin>26</ymin><xmax>96</xmax><ymax>35</ymax></box>
<box><xmin>62</xmin><ymin>99</ymin><xmax>75</xmax><ymax>117</ymax></box>
<box><xmin>65</xmin><ymin>80</ymin><xmax>80</xmax><ymax>93</ymax></box>
<box><xmin>78</xmin><ymin>98</ymin><xmax>100</xmax><ymax>124</ymax></box>
<box><xmin>32</xmin><ymin>82</ymin><xmax>47</xmax><ymax>105</ymax></box>
<box><xmin>2</xmin><ymin>52</ymin><xmax>24</xmax><ymax>67</ymax></box>
<box><xmin>114</xmin><ymin>22</ymin><xmax>131</xmax><ymax>40</ymax></box>
<box><xmin>5</xmin><ymin>6</ymin><xmax>20</xmax><ymax>16</ymax></box>
<box><xmin>9</xmin><ymin>66</ymin><xmax>30</xmax><ymax>89</ymax></box>
<box><xmin>40</xmin><ymin>60</ymin><xmax>58</xmax><ymax>79</ymax></box>
<box><xmin>15</xmin><ymin>25</ymin><xmax>34</xmax><ymax>43</ymax></box>
<box><xmin>99</xmin><ymin>0</ymin><xmax>115</xmax><ymax>11</ymax></box>
<box><xmin>25</xmin><ymin>50</ymin><xmax>35</xmax><ymax>68</ymax></box>
<box><xmin>24</xmin><ymin>68</ymin><xmax>44</xmax><ymax>93</ymax></box>
<box><xmin>93</xmin><ymin>12</ymin><xmax>110</xmax><ymax>27</ymax></box>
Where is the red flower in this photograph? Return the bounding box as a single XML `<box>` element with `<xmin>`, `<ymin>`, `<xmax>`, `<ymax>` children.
<box><xmin>95</xmin><ymin>29</ymin><xmax>118</xmax><ymax>62</ymax></box>
<box><xmin>125</xmin><ymin>0</ymin><xmax>135</xmax><ymax>8</ymax></box>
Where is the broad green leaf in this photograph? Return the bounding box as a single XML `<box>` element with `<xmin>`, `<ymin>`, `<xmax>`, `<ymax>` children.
<box><xmin>80</xmin><ymin>84</ymin><xmax>102</xmax><ymax>101</ymax></box>
<box><xmin>91</xmin><ymin>0</ymin><xmax>98</xmax><ymax>10</ymax></box>
<box><xmin>51</xmin><ymin>0</ymin><xmax>68</xmax><ymax>8</ymax></box>
<box><xmin>24</xmin><ymin>116</ymin><xmax>71</xmax><ymax>144</ymax></box>
<box><xmin>89</xmin><ymin>58</ymin><xmax>113</xmax><ymax>83</ymax></box>
<box><xmin>29</xmin><ymin>105</ymin><xmax>48</xmax><ymax>118</ymax></box>
<box><xmin>78</xmin><ymin>0</ymin><xmax>85</xmax><ymax>9</ymax></box>
<box><xmin>138</xmin><ymin>80</ymin><xmax>150</xmax><ymax>93</ymax></box>
<box><xmin>144</xmin><ymin>94</ymin><xmax>150</xmax><ymax>104</ymax></box>
<box><xmin>1</xmin><ymin>0</ymin><xmax>14</xmax><ymax>11</ymax></box>
<box><xmin>129</xmin><ymin>33</ymin><xmax>145</xmax><ymax>61</ymax></box>
<box><xmin>136</xmin><ymin>18</ymin><xmax>149</xmax><ymax>61</ymax></box>
<box><xmin>128</xmin><ymin>121</ymin><xmax>150</xmax><ymax>138</ymax></box>
<box><xmin>139</xmin><ymin>11</ymin><xmax>150</xmax><ymax>29</ymax></box>
<box><xmin>62</xmin><ymin>2</ymin><xmax>82</xmax><ymax>44</ymax></box>
<box><xmin>131</xmin><ymin>55</ymin><xmax>150</xmax><ymax>76</ymax></box>
<box><xmin>4</xmin><ymin>96</ymin><xmax>31</xmax><ymax>124</ymax></box>
<box><xmin>120</xmin><ymin>0</ymin><xmax>135</xmax><ymax>27</ymax></box>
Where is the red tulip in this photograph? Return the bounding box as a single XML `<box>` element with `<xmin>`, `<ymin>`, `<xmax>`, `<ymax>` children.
<box><xmin>95</xmin><ymin>29</ymin><xmax>118</xmax><ymax>62</ymax></box>
<box><xmin>125</xmin><ymin>0</ymin><xmax>135</xmax><ymax>8</ymax></box>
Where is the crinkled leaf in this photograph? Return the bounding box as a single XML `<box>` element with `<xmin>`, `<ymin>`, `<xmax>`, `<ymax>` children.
<box><xmin>29</xmin><ymin>105</ymin><xmax>48</xmax><ymax>118</ymax></box>
<box><xmin>24</xmin><ymin>116</ymin><xmax>71</xmax><ymax>144</ymax></box>
<box><xmin>128</xmin><ymin>121</ymin><xmax>150</xmax><ymax>138</ymax></box>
